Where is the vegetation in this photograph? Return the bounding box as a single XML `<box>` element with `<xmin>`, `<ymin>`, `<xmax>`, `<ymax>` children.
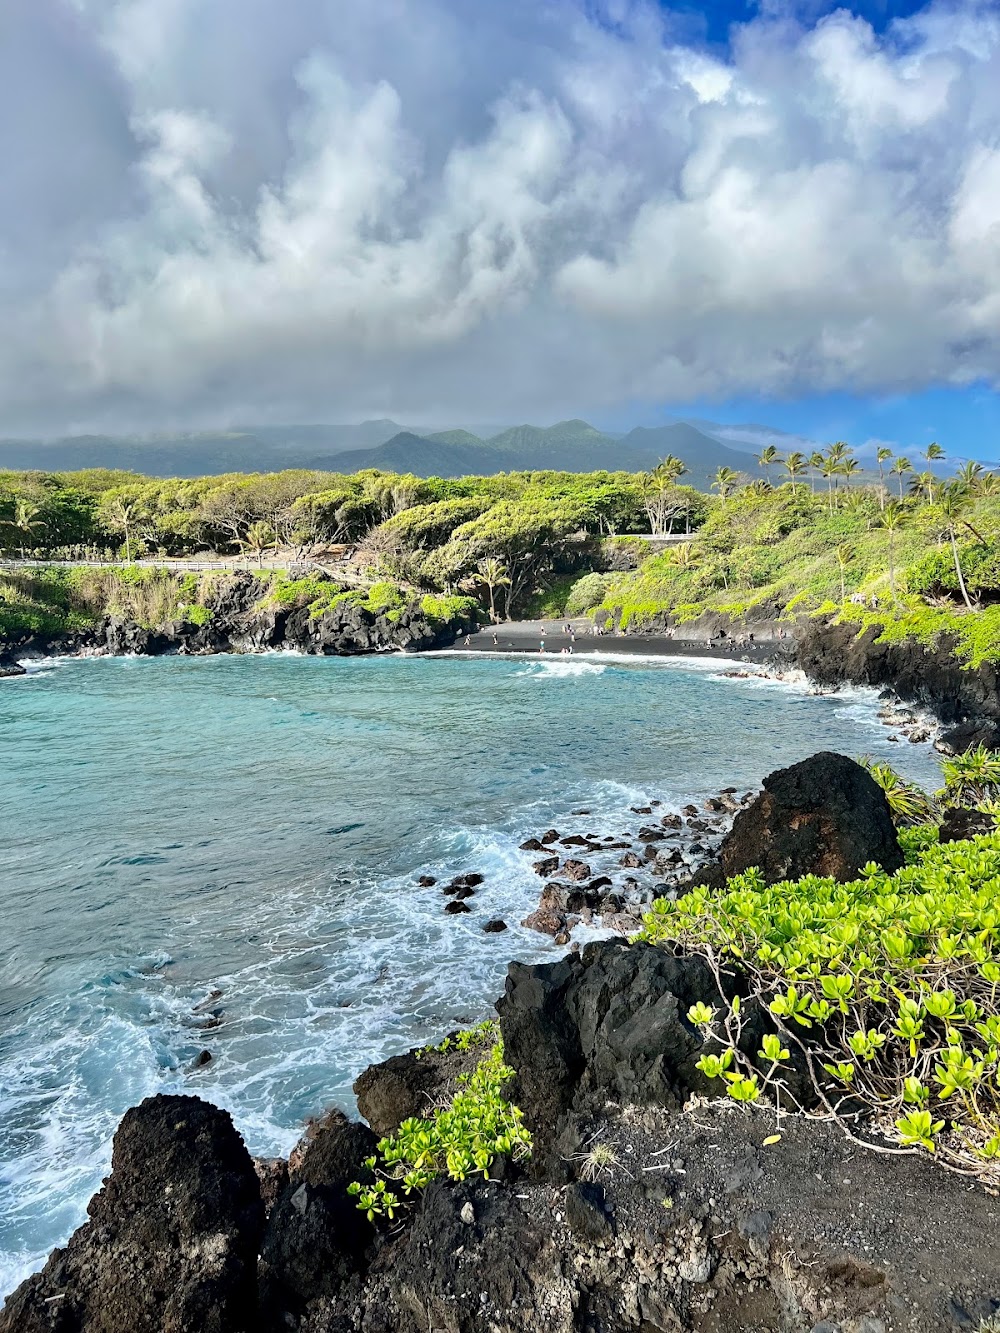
<box><xmin>640</xmin><ymin>750</ymin><xmax>1000</xmax><ymax>1182</ymax></box>
<box><xmin>349</xmin><ymin>1023</ymin><xmax>532</xmax><ymax>1221</ymax></box>
<box><xmin>3</xmin><ymin>438</ymin><xmax>1000</xmax><ymax>655</ymax></box>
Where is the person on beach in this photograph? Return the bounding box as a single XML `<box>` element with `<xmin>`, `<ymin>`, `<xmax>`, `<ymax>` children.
<box><xmin>492</xmin><ymin>632</ymin><xmax>498</xmax><ymax>646</ymax></box>
<box><xmin>464</xmin><ymin>634</ymin><xmax>471</xmax><ymax>647</ymax></box>
<box><xmin>540</xmin><ymin>638</ymin><xmax>545</xmax><ymax>652</ymax></box>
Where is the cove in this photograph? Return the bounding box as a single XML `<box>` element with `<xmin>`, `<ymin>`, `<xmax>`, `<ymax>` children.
<box><xmin>0</xmin><ymin>651</ymin><xmax>941</xmax><ymax>1297</ymax></box>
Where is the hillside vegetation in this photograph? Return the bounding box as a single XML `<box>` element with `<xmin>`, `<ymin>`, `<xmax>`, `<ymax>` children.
<box><xmin>2</xmin><ymin>442</ymin><xmax>998</xmax><ymax>661</ymax></box>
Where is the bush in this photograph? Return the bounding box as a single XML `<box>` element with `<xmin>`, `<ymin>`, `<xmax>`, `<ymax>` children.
<box><xmin>639</xmin><ymin>833</ymin><xmax>1000</xmax><ymax>1179</ymax></box>
<box><xmin>348</xmin><ymin>1027</ymin><xmax>532</xmax><ymax>1221</ymax></box>
<box><xmin>564</xmin><ymin>572</ymin><xmax>610</xmax><ymax>616</ymax></box>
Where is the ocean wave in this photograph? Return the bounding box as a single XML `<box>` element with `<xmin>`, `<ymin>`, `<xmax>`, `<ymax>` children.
<box><xmin>513</xmin><ymin>659</ymin><xmax>607</xmax><ymax>678</ymax></box>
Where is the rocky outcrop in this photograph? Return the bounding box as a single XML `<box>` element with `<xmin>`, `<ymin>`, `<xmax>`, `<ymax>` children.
<box><xmin>258</xmin><ymin>1109</ymin><xmax>376</xmax><ymax>1325</ymax></box>
<box><xmin>0</xmin><ymin>1094</ymin><xmax>263</xmax><ymax>1333</ymax></box>
<box><xmin>496</xmin><ymin>939</ymin><xmax>809</xmax><ymax>1151</ymax></box>
<box><xmin>0</xmin><ymin>652</ymin><xmax>25</xmax><ymax>678</ymax></box>
<box><xmin>6</xmin><ymin>571</ymin><xmax>474</xmax><ymax>661</ymax></box>
<box><xmin>695</xmin><ymin>751</ymin><xmax>903</xmax><ymax>889</ymax></box>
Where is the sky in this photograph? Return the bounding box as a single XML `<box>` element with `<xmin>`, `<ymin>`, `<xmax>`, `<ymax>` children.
<box><xmin>1</xmin><ymin>0</ymin><xmax>1000</xmax><ymax>457</ymax></box>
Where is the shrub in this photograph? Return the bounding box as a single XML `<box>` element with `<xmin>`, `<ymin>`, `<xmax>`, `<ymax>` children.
<box><xmin>349</xmin><ymin>1027</ymin><xmax>532</xmax><ymax>1221</ymax></box>
<box><xmin>564</xmin><ymin>572</ymin><xmax>610</xmax><ymax>616</ymax></box>
<box><xmin>639</xmin><ymin>835</ymin><xmax>1000</xmax><ymax>1180</ymax></box>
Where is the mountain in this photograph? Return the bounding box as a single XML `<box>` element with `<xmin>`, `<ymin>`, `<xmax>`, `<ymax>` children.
<box><xmin>1</xmin><ymin>416</ymin><xmax>765</xmax><ymax>486</ymax></box>
<box><xmin>0</xmin><ymin>421</ymin><xmax>408</xmax><ymax>477</ymax></box>
<box><xmin>306</xmin><ymin>419</ymin><xmax>763</xmax><ymax>486</ymax></box>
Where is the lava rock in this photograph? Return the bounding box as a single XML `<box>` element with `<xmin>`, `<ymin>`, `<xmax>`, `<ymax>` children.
<box><xmin>417</xmin><ymin>875</ymin><xmax>437</xmax><ymax>887</ymax></box>
<box><xmin>533</xmin><ymin>856</ymin><xmax>560</xmax><ymax>877</ymax></box>
<box><xmin>619</xmin><ymin>851</ymin><xmax>643</xmax><ymax>868</ymax></box>
<box><xmin>259</xmin><ymin>1109</ymin><xmax>377</xmax><ymax>1322</ymax></box>
<box><xmin>562</xmin><ymin>859</ymin><xmax>592</xmax><ymax>882</ymax></box>
<box><xmin>519</xmin><ymin>838</ymin><xmax>544</xmax><ymax>852</ymax></box>
<box><xmin>695</xmin><ymin>752</ymin><xmax>903</xmax><ymax>889</ymax></box>
<box><xmin>0</xmin><ymin>653</ymin><xmax>26</xmax><ymax>679</ymax></box>
<box><xmin>939</xmin><ymin>806</ymin><xmax>996</xmax><ymax>843</ymax></box>
<box><xmin>483</xmin><ymin>918</ymin><xmax>508</xmax><ymax>933</ymax></box>
<box><xmin>0</xmin><ymin>1094</ymin><xmax>263</xmax><ymax>1333</ymax></box>
<box><xmin>445</xmin><ymin>900</ymin><xmax>471</xmax><ymax>915</ymax></box>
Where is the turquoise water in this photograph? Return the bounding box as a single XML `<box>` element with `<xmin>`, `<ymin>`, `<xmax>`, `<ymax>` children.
<box><xmin>0</xmin><ymin>651</ymin><xmax>941</xmax><ymax>1295</ymax></box>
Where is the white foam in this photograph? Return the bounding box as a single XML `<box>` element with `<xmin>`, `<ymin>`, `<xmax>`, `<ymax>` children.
<box><xmin>513</xmin><ymin>659</ymin><xmax>607</xmax><ymax>678</ymax></box>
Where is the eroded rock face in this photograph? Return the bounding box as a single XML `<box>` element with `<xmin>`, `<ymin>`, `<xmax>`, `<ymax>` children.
<box><xmin>258</xmin><ymin>1110</ymin><xmax>376</xmax><ymax>1324</ymax></box>
<box><xmin>0</xmin><ymin>652</ymin><xmax>26</xmax><ymax>678</ymax></box>
<box><xmin>496</xmin><ymin>939</ymin><xmax>808</xmax><ymax>1148</ymax></box>
<box><xmin>695</xmin><ymin>751</ymin><xmax>903</xmax><ymax>889</ymax></box>
<box><xmin>0</xmin><ymin>1094</ymin><xmax>263</xmax><ymax>1333</ymax></box>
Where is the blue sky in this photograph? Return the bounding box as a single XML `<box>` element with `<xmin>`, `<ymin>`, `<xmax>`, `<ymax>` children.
<box><xmin>1</xmin><ymin>0</ymin><xmax>998</xmax><ymax>460</ymax></box>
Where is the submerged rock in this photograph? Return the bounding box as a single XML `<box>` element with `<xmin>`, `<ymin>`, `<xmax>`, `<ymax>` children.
<box><xmin>0</xmin><ymin>1093</ymin><xmax>263</xmax><ymax>1333</ymax></box>
<box><xmin>695</xmin><ymin>751</ymin><xmax>903</xmax><ymax>889</ymax></box>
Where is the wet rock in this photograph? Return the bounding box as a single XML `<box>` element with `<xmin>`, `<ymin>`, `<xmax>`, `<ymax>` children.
<box><xmin>585</xmin><ymin>876</ymin><xmax>612</xmax><ymax>892</ymax></box>
<box><xmin>562</xmin><ymin>859</ymin><xmax>592</xmax><ymax>882</ymax></box>
<box><xmin>571</xmin><ymin>808</ymin><xmax>591</xmax><ymax>816</ymax></box>
<box><xmin>630</xmin><ymin>806</ymin><xmax>653</xmax><ymax>814</ymax></box>
<box><xmin>637</xmin><ymin>826</ymin><xmax>666</xmax><ymax>842</ymax></box>
<box><xmin>452</xmin><ymin>872</ymin><xmax>484</xmax><ymax>889</ymax></box>
<box><xmin>704</xmin><ymin>797</ymin><xmax>726</xmax><ymax>812</ymax></box>
<box><xmin>450</xmin><ymin>885</ymin><xmax>477</xmax><ymax>900</ymax></box>
<box><xmin>189</xmin><ymin>1048</ymin><xmax>213</xmax><ymax>1070</ymax></box>
<box><xmin>0</xmin><ymin>653</ymin><xmax>26</xmax><ymax>679</ymax></box>
<box><xmin>522</xmin><ymin>884</ymin><xmax>569</xmax><ymax>936</ymax></box>
<box><xmin>533</xmin><ymin>855</ymin><xmax>559</xmax><ymax>877</ymax></box>
<box><xmin>682</xmin><ymin>804</ymin><xmax>699</xmax><ymax>817</ymax></box>
<box><xmin>259</xmin><ymin>1109</ymin><xmax>376</xmax><ymax>1322</ymax></box>
<box><xmin>0</xmin><ymin>1094</ymin><xmax>263</xmax><ymax>1333</ymax></box>
<box><xmin>483</xmin><ymin>918</ymin><xmax>508</xmax><ymax>933</ymax></box>
<box><xmin>417</xmin><ymin>875</ymin><xmax>437</xmax><ymax>887</ymax></box>
<box><xmin>445</xmin><ymin>900</ymin><xmax>471</xmax><ymax>915</ymax></box>
<box><xmin>696</xmin><ymin>752</ymin><xmax>903</xmax><ymax>889</ymax></box>
<box><xmin>619</xmin><ymin>851</ymin><xmax>643</xmax><ymax>868</ymax></box>
<box><xmin>661</xmin><ymin>813</ymin><xmax>683</xmax><ymax>828</ymax></box>
<box><xmin>540</xmin><ymin>829</ymin><xmax>560</xmax><ymax>845</ymax></box>
<box><xmin>561</xmin><ymin>834</ymin><xmax>594</xmax><ymax>848</ymax></box>
<box><xmin>519</xmin><ymin>838</ymin><xmax>544</xmax><ymax>852</ymax></box>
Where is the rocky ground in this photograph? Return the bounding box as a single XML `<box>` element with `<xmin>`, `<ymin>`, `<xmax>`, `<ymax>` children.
<box><xmin>4</xmin><ymin>752</ymin><xmax>998</xmax><ymax>1333</ymax></box>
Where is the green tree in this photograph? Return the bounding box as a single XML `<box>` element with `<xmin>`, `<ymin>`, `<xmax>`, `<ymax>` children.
<box><xmin>756</xmin><ymin>444</ymin><xmax>783</xmax><ymax>486</ymax></box>
<box><xmin>712</xmin><ymin>467</ymin><xmax>740</xmax><ymax>505</ymax></box>
<box><xmin>890</xmin><ymin>456</ymin><xmax>912</xmax><ymax>500</ymax></box>
<box><xmin>105</xmin><ymin>496</ymin><xmax>138</xmax><ymax>563</ymax></box>
<box><xmin>244</xmin><ymin>521</ymin><xmax>276</xmax><ymax>567</ymax></box>
<box><xmin>875</xmin><ymin>446</ymin><xmax>893</xmax><ymax>510</ymax></box>
<box><xmin>7</xmin><ymin>499</ymin><xmax>46</xmax><ymax>559</ymax></box>
<box><xmin>782</xmin><ymin>451</ymin><xmax>807</xmax><ymax>489</ymax></box>
<box><xmin>937</xmin><ymin>482</ymin><xmax>975</xmax><ymax>611</ymax></box>
<box><xmin>879</xmin><ymin>501</ymin><xmax>906</xmax><ymax>608</ymax></box>
<box><xmin>474</xmin><ymin>557</ymin><xmax>511</xmax><ymax>623</ymax></box>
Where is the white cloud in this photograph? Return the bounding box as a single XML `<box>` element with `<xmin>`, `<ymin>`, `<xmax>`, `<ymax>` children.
<box><xmin>1</xmin><ymin>0</ymin><xmax>1000</xmax><ymax>432</ymax></box>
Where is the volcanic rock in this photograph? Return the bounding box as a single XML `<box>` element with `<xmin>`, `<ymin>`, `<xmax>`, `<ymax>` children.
<box><xmin>695</xmin><ymin>752</ymin><xmax>903</xmax><ymax>889</ymax></box>
<box><xmin>0</xmin><ymin>1094</ymin><xmax>263</xmax><ymax>1333</ymax></box>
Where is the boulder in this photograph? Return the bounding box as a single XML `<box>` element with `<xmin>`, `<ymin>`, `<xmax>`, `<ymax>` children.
<box><xmin>939</xmin><ymin>805</ymin><xmax>996</xmax><ymax>843</ymax></box>
<box><xmin>695</xmin><ymin>752</ymin><xmax>903</xmax><ymax>889</ymax></box>
<box><xmin>522</xmin><ymin>884</ymin><xmax>569</xmax><ymax>936</ymax></box>
<box><xmin>532</xmin><ymin>855</ymin><xmax>559</xmax><ymax>877</ymax></box>
<box><xmin>561</xmin><ymin>859</ymin><xmax>591</xmax><ymax>882</ymax></box>
<box><xmin>0</xmin><ymin>653</ymin><xmax>26</xmax><ymax>678</ymax></box>
<box><xmin>0</xmin><ymin>1094</ymin><xmax>263</xmax><ymax>1333</ymax></box>
<box><xmin>497</xmin><ymin>939</ymin><xmax>806</xmax><ymax>1148</ymax></box>
<box><xmin>259</xmin><ymin>1109</ymin><xmax>377</xmax><ymax>1322</ymax></box>
<box><xmin>444</xmin><ymin>900</ymin><xmax>470</xmax><ymax>915</ymax></box>
<box><xmin>483</xmin><ymin>918</ymin><xmax>508</xmax><ymax>933</ymax></box>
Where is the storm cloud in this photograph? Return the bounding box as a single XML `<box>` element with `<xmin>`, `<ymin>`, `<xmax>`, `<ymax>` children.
<box><xmin>2</xmin><ymin>0</ymin><xmax>999</xmax><ymax>433</ymax></box>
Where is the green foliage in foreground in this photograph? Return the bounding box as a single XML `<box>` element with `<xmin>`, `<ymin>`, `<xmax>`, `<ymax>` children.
<box><xmin>639</xmin><ymin>834</ymin><xmax>1000</xmax><ymax>1178</ymax></box>
<box><xmin>349</xmin><ymin>1026</ymin><xmax>532</xmax><ymax>1221</ymax></box>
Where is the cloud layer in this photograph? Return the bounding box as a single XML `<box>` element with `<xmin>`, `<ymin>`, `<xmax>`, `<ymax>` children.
<box><xmin>2</xmin><ymin>0</ymin><xmax>1000</xmax><ymax>433</ymax></box>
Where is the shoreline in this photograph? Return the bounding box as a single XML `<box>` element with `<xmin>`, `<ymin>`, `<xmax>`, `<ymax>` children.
<box><xmin>446</xmin><ymin>619</ymin><xmax>789</xmax><ymax>666</ymax></box>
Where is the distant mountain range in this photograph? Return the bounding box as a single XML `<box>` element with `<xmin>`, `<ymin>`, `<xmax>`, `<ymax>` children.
<box><xmin>0</xmin><ymin>416</ymin><xmax>856</xmax><ymax>488</ymax></box>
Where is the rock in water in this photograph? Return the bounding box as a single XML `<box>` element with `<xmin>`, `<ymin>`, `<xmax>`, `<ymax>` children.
<box><xmin>0</xmin><ymin>1094</ymin><xmax>263</xmax><ymax>1333</ymax></box>
<box><xmin>0</xmin><ymin>653</ymin><xmax>26</xmax><ymax>678</ymax></box>
<box><xmin>695</xmin><ymin>751</ymin><xmax>903</xmax><ymax>888</ymax></box>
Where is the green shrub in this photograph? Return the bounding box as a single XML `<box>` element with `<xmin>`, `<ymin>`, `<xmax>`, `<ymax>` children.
<box><xmin>564</xmin><ymin>572</ymin><xmax>610</xmax><ymax>616</ymax></box>
<box><xmin>348</xmin><ymin>1028</ymin><xmax>532</xmax><ymax>1220</ymax></box>
<box><xmin>639</xmin><ymin>833</ymin><xmax>1000</xmax><ymax>1178</ymax></box>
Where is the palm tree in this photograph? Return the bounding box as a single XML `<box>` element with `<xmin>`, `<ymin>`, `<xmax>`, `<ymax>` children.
<box><xmin>655</xmin><ymin>454</ymin><xmax>687</xmax><ymax>485</ymax></box>
<box><xmin>910</xmin><ymin>470</ymin><xmax>937</xmax><ymax>505</ymax></box>
<box><xmin>876</xmin><ymin>446</ymin><xmax>893</xmax><ymax>510</ymax></box>
<box><xmin>783</xmin><ymin>450</ymin><xmax>807</xmax><ymax>489</ymax></box>
<box><xmin>837</xmin><ymin>457</ymin><xmax>862</xmax><ymax>498</ymax></box>
<box><xmin>879</xmin><ymin>501</ymin><xmax>906</xmax><ymax>608</ymax></box>
<box><xmin>712</xmin><ymin>467</ymin><xmax>739</xmax><ymax>504</ymax></box>
<box><xmin>890</xmin><ymin>456</ymin><xmax>912</xmax><ymax>500</ymax></box>
<box><xmin>808</xmin><ymin>450</ymin><xmax>825</xmax><ymax>495</ymax></box>
<box><xmin>923</xmin><ymin>442</ymin><xmax>945</xmax><ymax>466</ymax></box>
<box><xmin>955</xmin><ymin>459</ymin><xmax>984</xmax><ymax>494</ymax></box>
<box><xmin>835</xmin><ymin>544</ymin><xmax>854</xmax><ymax>603</ymax></box>
<box><xmin>8</xmin><ymin>499</ymin><xmax>45</xmax><ymax>559</ymax></box>
<box><xmin>105</xmin><ymin>497</ymin><xmax>138</xmax><ymax>563</ymax></box>
<box><xmin>937</xmin><ymin>482</ymin><xmax>974</xmax><ymax>610</ymax></box>
<box><xmin>756</xmin><ymin>444</ymin><xmax>782</xmax><ymax>486</ymax></box>
<box><xmin>475</xmin><ymin>557</ymin><xmax>511</xmax><ymax>623</ymax></box>
<box><xmin>244</xmin><ymin>521</ymin><xmax>276</xmax><ymax>567</ymax></box>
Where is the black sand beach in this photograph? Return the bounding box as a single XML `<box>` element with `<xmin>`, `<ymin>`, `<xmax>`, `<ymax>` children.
<box><xmin>449</xmin><ymin>619</ymin><xmax>788</xmax><ymax>667</ymax></box>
